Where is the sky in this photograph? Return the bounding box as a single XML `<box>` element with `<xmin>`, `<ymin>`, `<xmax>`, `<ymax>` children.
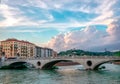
<box><xmin>0</xmin><ymin>0</ymin><xmax>120</xmax><ymax>52</ymax></box>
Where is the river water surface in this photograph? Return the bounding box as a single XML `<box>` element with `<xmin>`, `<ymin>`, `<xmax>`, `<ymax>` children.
<box><xmin>0</xmin><ymin>64</ymin><xmax>120</xmax><ymax>84</ymax></box>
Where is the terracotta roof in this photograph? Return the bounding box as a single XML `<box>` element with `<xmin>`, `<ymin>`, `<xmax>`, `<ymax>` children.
<box><xmin>1</xmin><ymin>38</ymin><xmax>35</xmax><ymax>45</ymax></box>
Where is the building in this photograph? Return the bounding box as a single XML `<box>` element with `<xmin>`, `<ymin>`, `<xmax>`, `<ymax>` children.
<box><xmin>0</xmin><ymin>38</ymin><xmax>57</xmax><ymax>58</ymax></box>
<box><xmin>41</xmin><ymin>48</ymin><xmax>45</xmax><ymax>57</ymax></box>
<box><xmin>0</xmin><ymin>43</ymin><xmax>2</xmax><ymax>57</ymax></box>
<box><xmin>52</xmin><ymin>51</ymin><xmax>57</xmax><ymax>57</ymax></box>
<box><xmin>35</xmin><ymin>46</ymin><xmax>42</xmax><ymax>57</ymax></box>
<box><xmin>35</xmin><ymin>46</ymin><xmax>57</xmax><ymax>58</ymax></box>
<box><xmin>0</xmin><ymin>38</ymin><xmax>36</xmax><ymax>58</ymax></box>
<box><xmin>44</xmin><ymin>48</ymin><xmax>53</xmax><ymax>57</ymax></box>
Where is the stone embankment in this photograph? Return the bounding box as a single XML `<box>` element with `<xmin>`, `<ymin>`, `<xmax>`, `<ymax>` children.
<box><xmin>114</xmin><ymin>62</ymin><xmax>120</xmax><ymax>65</ymax></box>
<box><xmin>55</xmin><ymin>62</ymin><xmax>80</xmax><ymax>66</ymax></box>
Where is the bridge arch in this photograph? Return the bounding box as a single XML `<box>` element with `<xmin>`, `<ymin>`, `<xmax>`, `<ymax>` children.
<box><xmin>8</xmin><ymin>61</ymin><xmax>35</xmax><ymax>69</ymax></box>
<box><xmin>93</xmin><ymin>60</ymin><xmax>120</xmax><ymax>70</ymax></box>
<box><xmin>41</xmin><ymin>60</ymin><xmax>76</xmax><ymax>69</ymax></box>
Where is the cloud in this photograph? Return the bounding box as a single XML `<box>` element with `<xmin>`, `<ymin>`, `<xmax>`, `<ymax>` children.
<box><xmin>0</xmin><ymin>0</ymin><xmax>120</xmax><ymax>49</ymax></box>
<box><xmin>107</xmin><ymin>18</ymin><xmax>120</xmax><ymax>40</ymax></box>
<box><xmin>0</xmin><ymin>4</ymin><xmax>22</xmax><ymax>27</ymax></box>
<box><xmin>47</xmin><ymin>18</ymin><xmax>120</xmax><ymax>52</ymax></box>
<box><xmin>89</xmin><ymin>0</ymin><xmax>117</xmax><ymax>25</ymax></box>
<box><xmin>47</xmin><ymin>34</ymin><xmax>66</xmax><ymax>51</ymax></box>
<box><xmin>0</xmin><ymin>0</ymin><xmax>118</xmax><ymax>33</ymax></box>
<box><xmin>0</xmin><ymin>2</ymin><xmax>54</xmax><ymax>28</ymax></box>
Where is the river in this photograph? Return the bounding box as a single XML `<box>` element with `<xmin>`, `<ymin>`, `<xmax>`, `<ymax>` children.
<box><xmin>0</xmin><ymin>64</ymin><xmax>120</xmax><ymax>84</ymax></box>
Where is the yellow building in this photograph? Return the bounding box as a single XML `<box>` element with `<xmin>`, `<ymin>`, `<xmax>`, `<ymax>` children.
<box><xmin>1</xmin><ymin>38</ymin><xmax>35</xmax><ymax>59</ymax></box>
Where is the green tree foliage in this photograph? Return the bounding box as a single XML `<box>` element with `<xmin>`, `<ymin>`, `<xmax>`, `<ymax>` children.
<box><xmin>58</xmin><ymin>49</ymin><xmax>114</xmax><ymax>56</ymax></box>
<box><xmin>114</xmin><ymin>51</ymin><xmax>120</xmax><ymax>56</ymax></box>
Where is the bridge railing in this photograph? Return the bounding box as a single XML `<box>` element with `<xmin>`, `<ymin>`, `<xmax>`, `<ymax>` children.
<box><xmin>4</xmin><ymin>56</ymin><xmax>120</xmax><ymax>61</ymax></box>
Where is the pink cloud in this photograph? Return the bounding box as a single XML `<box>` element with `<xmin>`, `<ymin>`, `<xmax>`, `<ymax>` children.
<box><xmin>107</xmin><ymin>18</ymin><xmax>120</xmax><ymax>37</ymax></box>
<box><xmin>47</xmin><ymin>19</ymin><xmax>120</xmax><ymax>52</ymax></box>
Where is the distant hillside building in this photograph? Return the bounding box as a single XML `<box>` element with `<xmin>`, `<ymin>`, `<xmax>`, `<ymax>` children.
<box><xmin>0</xmin><ymin>38</ymin><xmax>36</xmax><ymax>58</ymax></box>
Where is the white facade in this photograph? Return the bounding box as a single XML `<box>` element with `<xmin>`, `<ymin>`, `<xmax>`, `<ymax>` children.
<box><xmin>35</xmin><ymin>47</ymin><xmax>56</xmax><ymax>58</ymax></box>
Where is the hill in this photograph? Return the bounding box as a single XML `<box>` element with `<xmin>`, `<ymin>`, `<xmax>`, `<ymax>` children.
<box><xmin>58</xmin><ymin>49</ymin><xmax>120</xmax><ymax>56</ymax></box>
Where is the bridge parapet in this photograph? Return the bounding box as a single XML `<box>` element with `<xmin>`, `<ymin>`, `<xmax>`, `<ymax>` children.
<box><xmin>5</xmin><ymin>56</ymin><xmax>120</xmax><ymax>61</ymax></box>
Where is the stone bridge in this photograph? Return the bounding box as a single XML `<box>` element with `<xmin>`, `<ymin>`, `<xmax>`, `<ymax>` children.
<box><xmin>1</xmin><ymin>56</ymin><xmax>120</xmax><ymax>70</ymax></box>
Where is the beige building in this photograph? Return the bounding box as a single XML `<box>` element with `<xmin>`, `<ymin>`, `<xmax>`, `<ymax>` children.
<box><xmin>52</xmin><ymin>51</ymin><xmax>57</xmax><ymax>57</ymax></box>
<box><xmin>0</xmin><ymin>38</ymin><xmax>36</xmax><ymax>58</ymax></box>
